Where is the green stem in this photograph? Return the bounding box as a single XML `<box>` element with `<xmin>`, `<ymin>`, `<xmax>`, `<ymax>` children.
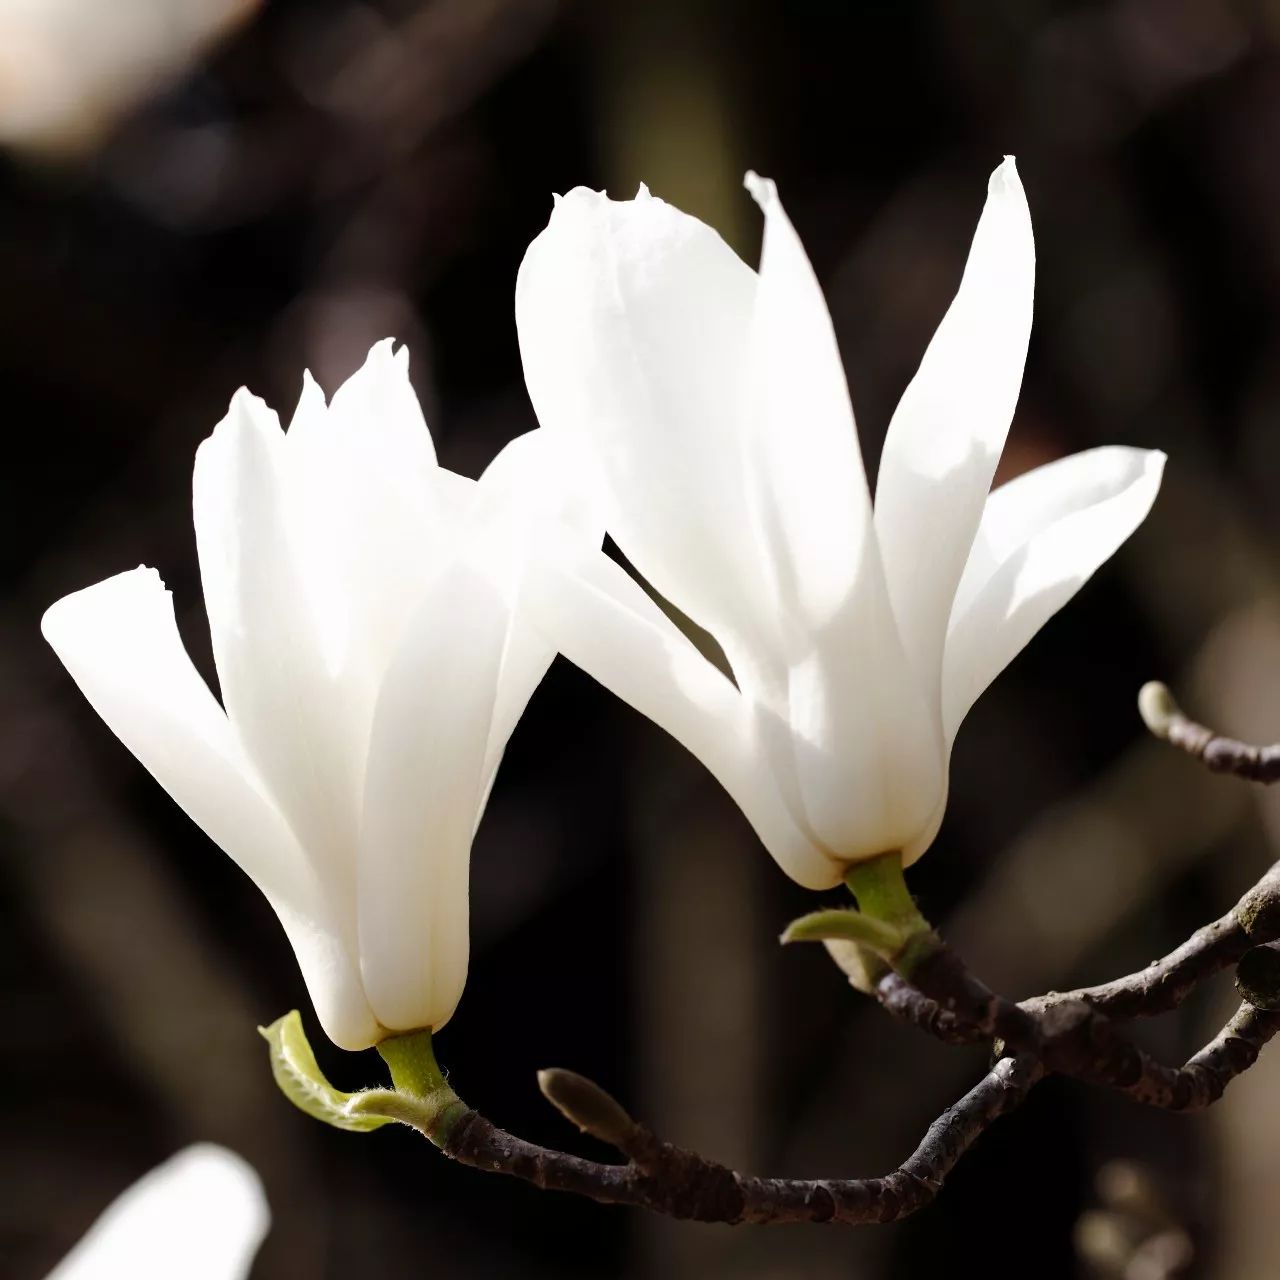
<box><xmin>783</xmin><ymin>854</ymin><xmax>944</xmax><ymax>981</ymax></box>
<box><xmin>843</xmin><ymin>851</ymin><xmax>931</xmax><ymax>935</ymax></box>
<box><xmin>374</xmin><ymin>1030</ymin><xmax>470</xmax><ymax>1146</ymax></box>
<box><xmin>842</xmin><ymin>851</ymin><xmax>943</xmax><ymax>979</ymax></box>
<box><xmin>377</xmin><ymin>1029</ymin><xmax>446</xmax><ymax>1097</ymax></box>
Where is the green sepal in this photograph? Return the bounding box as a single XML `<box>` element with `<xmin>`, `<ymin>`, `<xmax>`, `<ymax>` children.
<box><xmin>779</xmin><ymin>907</ymin><xmax>905</xmax><ymax>955</ymax></box>
<box><xmin>824</xmin><ymin>938</ymin><xmax>890</xmax><ymax>994</ymax></box>
<box><xmin>258</xmin><ymin>1011</ymin><xmax>394</xmax><ymax>1132</ymax></box>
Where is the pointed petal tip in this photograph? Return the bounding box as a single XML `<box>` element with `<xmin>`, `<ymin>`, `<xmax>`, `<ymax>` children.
<box><xmin>989</xmin><ymin>155</ymin><xmax>1023</xmax><ymax>196</ymax></box>
<box><xmin>743</xmin><ymin>169</ymin><xmax>776</xmax><ymax>209</ymax></box>
<box><xmin>296</xmin><ymin>367</ymin><xmax>327</xmax><ymax>406</ymax></box>
<box><xmin>336</xmin><ymin>336</ymin><xmax>412</xmax><ymax>400</ymax></box>
<box><xmin>549</xmin><ymin>186</ymin><xmax>609</xmax><ymax>214</ymax></box>
<box><xmin>544</xmin><ymin>186</ymin><xmax>603</xmax><ymax>226</ymax></box>
<box><xmin>635</xmin><ymin>181</ymin><xmax>651</xmax><ymax>200</ymax></box>
<box><xmin>210</xmin><ymin>386</ymin><xmax>280</xmax><ymax>450</ymax></box>
<box><xmin>226</xmin><ymin>385</ymin><xmax>261</xmax><ymax>416</ymax></box>
<box><xmin>1142</xmin><ymin>448</ymin><xmax>1168</xmax><ymax>497</ymax></box>
<box><xmin>1124</xmin><ymin>445</ymin><xmax>1168</xmax><ymax>489</ymax></box>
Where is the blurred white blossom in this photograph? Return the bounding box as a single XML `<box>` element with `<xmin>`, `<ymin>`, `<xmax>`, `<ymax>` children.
<box><xmin>44</xmin><ymin>1144</ymin><xmax>268</xmax><ymax>1280</ymax></box>
<box><xmin>0</xmin><ymin>0</ymin><xmax>258</xmax><ymax>154</ymax></box>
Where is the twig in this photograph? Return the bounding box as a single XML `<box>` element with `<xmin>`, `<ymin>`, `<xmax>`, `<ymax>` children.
<box><xmin>873</xmin><ymin>972</ymin><xmax>973</xmax><ymax>1045</ymax></box>
<box><xmin>1140</xmin><ymin>682</ymin><xmax>1280</xmax><ymax>782</ymax></box>
<box><xmin>369</xmin><ymin>852</ymin><xmax>1280</xmax><ymax>1224</ymax></box>
<box><xmin>415</xmin><ymin>988</ymin><xmax>1277</xmax><ymax>1223</ymax></box>
<box><xmin>869</xmin><ymin>865</ymin><xmax>1280</xmax><ymax>1076</ymax></box>
<box><xmin>868</xmin><ymin>904</ymin><xmax>1247</xmax><ymax>1047</ymax></box>
<box><xmin>430</xmin><ymin>1055</ymin><xmax>1042</xmax><ymax>1224</ymax></box>
<box><xmin>1159</xmin><ymin>1002</ymin><xmax>1280</xmax><ymax>1110</ymax></box>
<box><xmin>895</xmin><ymin>941</ymin><xmax>1211</xmax><ymax>1102</ymax></box>
<box><xmin>1071</xmin><ymin>909</ymin><xmax>1251</xmax><ymax>1019</ymax></box>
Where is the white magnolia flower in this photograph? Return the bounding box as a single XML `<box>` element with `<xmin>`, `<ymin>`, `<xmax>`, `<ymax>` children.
<box><xmin>516</xmin><ymin>158</ymin><xmax>1165</xmax><ymax>890</ymax></box>
<box><xmin>44</xmin><ymin>1144</ymin><xmax>268</xmax><ymax>1280</ymax></box>
<box><xmin>44</xmin><ymin>341</ymin><xmax>586</xmax><ymax>1049</ymax></box>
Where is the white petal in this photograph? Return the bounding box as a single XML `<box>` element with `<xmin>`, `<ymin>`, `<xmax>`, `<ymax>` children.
<box><xmin>874</xmin><ymin>157</ymin><xmax>1035</xmax><ymax>707</ymax></box>
<box><xmin>473</xmin><ymin>427</ymin><xmax>601</xmax><ymax>566</ymax></box>
<box><xmin>942</xmin><ymin>448</ymin><xmax>1166</xmax><ymax>740</ymax></box>
<box><xmin>280</xmin><ymin>370</ymin><xmax>349</xmax><ymax>674</ymax></box>
<box><xmin>738</xmin><ymin>174</ymin><xmax>943</xmax><ymax>860</ymax></box>
<box><xmin>951</xmin><ymin>445</ymin><xmax>1156</xmax><ymax>619</ymax></box>
<box><xmin>900</xmin><ymin>778</ymin><xmax>950</xmax><ymax>868</ymax></box>
<box><xmin>284</xmin><ymin>342</ymin><xmax>442</xmax><ymax>705</ymax></box>
<box><xmin>527</xmin><ymin>550</ymin><xmax>843</xmax><ymax>889</ymax></box>
<box><xmin>518</xmin><ymin>184</ymin><xmax>941</xmax><ymax>871</ymax></box>
<box><xmin>268</xmin><ymin>899</ymin><xmax>384</xmax><ymax>1049</ymax></box>
<box><xmin>325</xmin><ymin>338</ymin><xmax>436</xmax><ymax>470</ymax></box>
<box><xmin>357</xmin><ymin>563</ymin><xmax>509</xmax><ymax>1032</ymax></box>
<box><xmin>44</xmin><ymin>1145</ymin><xmax>269</xmax><ymax>1280</ymax></box>
<box><xmin>43</xmin><ymin>568</ymin><xmax>308</xmax><ymax>911</ymax></box>
<box><xmin>41</xmin><ymin>568</ymin><xmax>378</xmax><ymax>1049</ymax></box>
<box><xmin>469</xmin><ymin>428</ymin><xmax>603</xmax><ymax>789</ymax></box>
<box><xmin>742</xmin><ymin>172</ymin><xmax>874</xmax><ymax>631</ymax></box>
<box><xmin>193</xmin><ymin>390</ymin><xmax>361</xmax><ymax>912</ymax></box>
<box><xmin>516</xmin><ymin>186</ymin><xmax>781</xmax><ymax>657</ymax></box>
<box><xmin>772</xmin><ymin>577</ymin><xmax>946</xmax><ymax>864</ymax></box>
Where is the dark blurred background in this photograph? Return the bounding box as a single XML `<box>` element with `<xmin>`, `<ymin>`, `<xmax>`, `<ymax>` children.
<box><xmin>4</xmin><ymin>1</ymin><xmax>1280</xmax><ymax>1276</ymax></box>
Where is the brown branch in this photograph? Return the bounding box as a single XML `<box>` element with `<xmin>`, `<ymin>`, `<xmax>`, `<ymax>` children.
<box><xmin>430</xmin><ymin>1054</ymin><xmax>1042</xmax><ymax>1224</ymax></box>
<box><xmin>1140</xmin><ymin>681</ymin><xmax>1280</xmax><ymax>782</ymax></box>
<box><xmin>870</xmin><ymin>865</ymin><xmax>1280</xmax><ymax>1082</ymax></box>
<box><xmin>1071</xmin><ymin>908</ymin><xmax>1250</xmax><ymax>1019</ymax></box>
<box><xmin>887</xmin><ymin>941</ymin><xmax>1232</xmax><ymax>1104</ymax></box>
<box><xmin>420</xmin><ymin>985</ymin><xmax>1278</xmax><ymax>1223</ymax></box>
<box><xmin>873</xmin><ymin>972</ymin><xmax>974</xmax><ymax>1044</ymax></box>
<box><xmin>389</xmin><ymin>856</ymin><xmax>1280</xmax><ymax>1225</ymax></box>
<box><xmin>868</xmin><ymin>900</ymin><xmax>1248</xmax><ymax>1047</ymax></box>
<box><xmin>1159</xmin><ymin>1001</ymin><xmax>1280</xmax><ymax>1109</ymax></box>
